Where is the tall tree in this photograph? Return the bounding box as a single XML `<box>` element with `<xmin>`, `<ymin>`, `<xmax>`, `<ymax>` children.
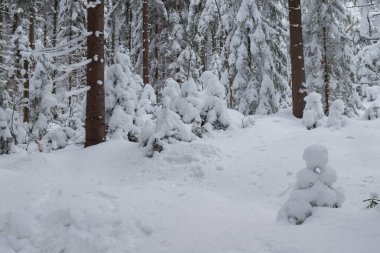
<box><xmin>304</xmin><ymin>0</ymin><xmax>357</xmax><ymax>115</ymax></box>
<box><xmin>142</xmin><ymin>0</ymin><xmax>149</xmax><ymax>85</ymax></box>
<box><xmin>85</xmin><ymin>0</ymin><xmax>106</xmax><ymax>147</ymax></box>
<box><xmin>288</xmin><ymin>0</ymin><xmax>306</xmax><ymax>118</ymax></box>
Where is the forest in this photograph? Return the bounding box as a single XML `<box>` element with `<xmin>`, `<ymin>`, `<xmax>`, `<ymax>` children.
<box><xmin>0</xmin><ymin>0</ymin><xmax>379</xmax><ymax>252</ymax></box>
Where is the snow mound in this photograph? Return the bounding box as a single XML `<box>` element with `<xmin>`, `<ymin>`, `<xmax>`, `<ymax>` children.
<box><xmin>0</xmin><ymin>209</ymin><xmax>135</xmax><ymax>253</ymax></box>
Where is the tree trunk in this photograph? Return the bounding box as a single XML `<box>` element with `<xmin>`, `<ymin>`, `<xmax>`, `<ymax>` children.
<box><xmin>288</xmin><ymin>0</ymin><xmax>307</xmax><ymax>118</ymax></box>
<box><xmin>23</xmin><ymin>4</ymin><xmax>36</xmax><ymax>123</ymax></box>
<box><xmin>142</xmin><ymin>0</ymin><xmax>149</xmax><ymax>85</ymax></box>
<box><xmin>0</xmin><ymin>8</ymin><xmax>3</xmax><ymax>66</ymax></box>
<box><xmin>85</xmin><ymin>0</ymin><xmax>106</xmax><ymax>147</ymax></box>
<box><xmin>52</xmin><ymin>0</ymin><xmax>58</xmax><ymax>94</ymax></box>
<box><xmin>322</xmin><ymin>2</ymin><xmax>329</xmax><ymax>115</ymax></box>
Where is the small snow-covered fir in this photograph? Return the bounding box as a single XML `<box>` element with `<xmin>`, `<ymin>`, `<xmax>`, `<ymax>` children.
<box><xmin>277</xmin><ymin>145</ymin><xmax>345</xmax><ymax>225</ymax></box>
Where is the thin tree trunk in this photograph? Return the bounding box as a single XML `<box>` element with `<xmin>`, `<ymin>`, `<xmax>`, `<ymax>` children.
<box><xmin>85</xmin><ymin>0</ymin><xmax>106</xmax><ymax>147</ymax></box>
<box><xmin>288</xmin><ymin>0</ymin><xmax>307</xmax><ymax>118</ymax></box>
<box><xmin>0</xmin><ymin>8</ymin><xmax>3</xmax><ymax>66</ymax></box>
<box><xmin>322</xmin><ymin>25</ymin><xmax>329</xmax><ymax>115</ymax></box>
<box><xmin>52</xmin><ymin>0</ymin><xmax>58</xmax><ymax>94</ymax></box>
<box><xmin>23</xmin><ymin>4</ymin><xmax>35</xmax><ymax>123</ymax></box>
<box><xmin>142</xmin><ymin>0</ymin><xmax>149</xmax><ymax>85</ymax></box>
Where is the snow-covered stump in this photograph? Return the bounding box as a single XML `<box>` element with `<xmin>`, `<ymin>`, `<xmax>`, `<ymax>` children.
<box><xmin>277</xmin><ymin>145</ymin><xmax>345</xmax><ymax>225</ymax></box>
<box><xmin>302</xmin><ymin>92</ymin><xmax>324</xmax><ymax>130</ymax></box>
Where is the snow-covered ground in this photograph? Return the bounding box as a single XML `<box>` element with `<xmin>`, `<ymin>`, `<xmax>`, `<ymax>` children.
<box><xmin>0</xmin><ymin>111</ymin><xmax>379</xmax><ymax>253</ymax></box>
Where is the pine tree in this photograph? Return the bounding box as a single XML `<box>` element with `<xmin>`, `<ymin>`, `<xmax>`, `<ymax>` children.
<box><xmin>304</xmin><ymin>0</ymin><xmax>358</xmax><ymax>115</ymax></box>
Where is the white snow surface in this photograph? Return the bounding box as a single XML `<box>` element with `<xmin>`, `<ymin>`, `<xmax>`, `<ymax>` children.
<box><xmin>1</xmin><ymin>111</ymin><xmax>380</xmax><ymax>253</ymax></box>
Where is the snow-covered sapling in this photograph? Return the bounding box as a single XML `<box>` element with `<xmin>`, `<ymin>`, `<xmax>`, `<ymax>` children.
<box><xmin>303</xmin><ymin>92</ymin><xmax>324</xmax><ymax>130</ymax></box>
<box><xmin>363</xmin><ymin>193</ymin><xmax>380</xmax><ymax>209</ymax></box>
<box><xmin>364</xmin><ymin>102</ymin><xmax>380</xmax><ymax>120</ymax></box>
<box><xmin>200</xmin><ymin>71</ymin><xmax>230</xmax><ymax>130</ymax></box>
<box><xmin>140</xmin><ymin>98</ymin><xmax>194</xmax><ymax>157</ymax></box>
<box><xmin>277</xmin><ymin>145</ymin><xmax>345</xmax><ymax>225</ymax></box>
<box><xmin>326</xmin><ymin>99</ymin><xmax>346</xmax><ymax>128</ymax></box>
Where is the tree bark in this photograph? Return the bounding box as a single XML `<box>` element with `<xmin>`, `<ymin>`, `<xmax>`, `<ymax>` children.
<box><xmin>52</xmin><ymin>0</ymin><xmax>58</xmax><ymax>94</ymax></box>
<box><xmin>142</xmin><ymin>0</ymin><xmax>149</xmax><ymax>85</ymax></box>
<box><xmin>85</xmin><ymin>0</ymin><xmax>106</xmax><ymax>147</ymax></box>
<box><xmin>322</xmin><ymin>1</ymin><xmax>329</xmax><ymax>115</ymax></box>
<box><xmin>288</xmin><ymin>0</ymin><xmax>307</xmax><ymax>118</ymax></box>
<box><xmin>23</xmin><ymin>4</ymin><xmax>35</xmax><ymax>123</ymax></box>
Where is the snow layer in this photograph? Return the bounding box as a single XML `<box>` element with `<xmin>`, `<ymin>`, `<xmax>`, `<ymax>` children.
<box><xmin>0</xmin><ymin>111</ymin><xmax>380</xmax><ymax>253</ymax></box>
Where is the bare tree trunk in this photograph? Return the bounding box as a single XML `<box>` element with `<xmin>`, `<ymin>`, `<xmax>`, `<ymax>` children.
<box><xmin>288</xmin><ymin>0</ymin><xmax>307</xmax><ymax>118</ymax></box>
<box><xmin>23</xmin><ymin>4</ymin><xmax>35</xmax><ymax>123</ymax></box>
<box><xmin>142</xmin><ymin>0</ymin><xmax>149</xmax><ymax>85</ymax></box>
<box><xmin>52</xmin><ymin>0</ymin><xmax>58</xmax><ymax>94</ymax></box>
<box><xmin>85</xmin><ymin>0</ymin><xmax>106</xmax><ymax>147</ymax></box>
<box><xmin>125</xmin><ymin>0</ymin><xmax>132</xmax><ymax>52</ymax></box>
<box><xmin>0</xmin><ymin>8</ymin><xmax>3</xmax><ymax>66</ymax></box>
<box><xmin>322</xmin><ymin>25</ymin><xmax>329</xmax><ymax>115</ymax></box>
<box><xmin>110</xmin><ymin>0</ymin><xmax>116</xmax><ymax>64</ymax></box>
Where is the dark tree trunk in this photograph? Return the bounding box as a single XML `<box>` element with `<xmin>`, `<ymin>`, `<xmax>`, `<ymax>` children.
<box><xmin>85</xmin><ymin>0</ymin><xmax>106</xmax><ymax>147</ymax></box>
<box><xmin>288</xmin><ymin>0</ymin><xmax>307</xmax><ymax>118</ymax></box>
<box><xmin>52</xmin><ymin>0</ymin><xmax>58</xmax><ymax>94</ymax></box>
<box><xmin>142</xmin><ymin>0</ymin><xmax>149</xmax><ymax>85</ymax></box>
<box><xmin>0</xmin><ymin>8</ymin><xmax>3</xmax><ymax>66</ymax></box>
<box><xmin>322</xmin><ymin>6</ymin><xmax>329</xmax><ymax>116</ymax></box>
<box><xmin>23</xmin><ymin>4</ymin><xmax>35</xmax><ymax>123</ymax></box>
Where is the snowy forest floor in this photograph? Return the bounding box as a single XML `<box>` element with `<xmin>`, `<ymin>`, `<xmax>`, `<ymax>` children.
<box><xmin>0</xmin><ymin>110</ymin><xmax>379</xmax><ymax>253</ymax></box>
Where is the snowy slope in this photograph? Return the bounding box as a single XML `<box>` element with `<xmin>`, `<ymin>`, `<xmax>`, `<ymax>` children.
<box><xmin>0</xmin><ymin>111</ymin><xmax>379</xmax><ymax>253</ymax></box>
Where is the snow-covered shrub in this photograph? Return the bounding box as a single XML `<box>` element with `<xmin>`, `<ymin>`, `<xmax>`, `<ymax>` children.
<box><xmin>0</xmin><ymin>108</ymin><xmax>14</xmax><ymax>154</ymax></box>
<box><xmin>172</xmin><ymin>78</ymin><xmax>203</xmax><ymax>124</ymax></box>
<box><xmin>200</xmin><ymin>72</ymin><xmax>230</xmax><ymax>130</ymax></box>
<box><xmin>40</xmin><ymin>123</ymin><xmax>71</xmax><ymax>152</ymax></box>
<box><xmin>139</xmin><ymin>84</ymin><xmax>157</xmax><ymax>114</ymax></box>
<box><xmin>326</xmin><ymin>99</ymin><xmax>346</xmax><ymax>128</ymax></box>
<box><xmin>161</xmin><ymin>78</ymin><xmax>181</xmax><ymax>106</ymax></box>
<box><xmin>277</xmin><ymin>145</ymin><xmax>345</xmax><ymax>225</ymax></box>
<box><xmin>105</xmin><ymin>48</ymin><xmax>143</xmax><ymax>141</ymax></box>
<box><xmin>303</xmin><ymin>92</ymin><xmax>324</xmax><ymax>130</ymax></box>
<box><xmin>365</xmin><ymin>86</ymin><xmax>380</xmax><ymax>102</ymax></box>
<box><xmin>364</xmin><ymin>102</ymin><xmax>380</xmax><ymax>120</ymax></box>
<box><xmin>140</xmin><ymin>98</ymin><xmax>195</xmax><ymax>157</ymax></box>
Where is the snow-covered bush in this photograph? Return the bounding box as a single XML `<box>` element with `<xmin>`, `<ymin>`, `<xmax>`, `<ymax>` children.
<box><xmin>139</xmin><ymin>84</ymin><xmax>157</xmax><ymax>114</ymax></box>
<box><xmin>40</xmin><ymin>123</ymin><xmax>72</xmax><ymax>152</ymax></box>
<box><xmin>364</xmin><ymin>102</ymin><xmax>380</xmax><ymax>120</ymax></box>
<box><xmin>105</xmin><ymin>48</ymin><xmax>143</xmax><ymax>141</ymax></box>
<box><xmin>303</xmin><ymin>92</ymin><xmax>324</xmax><ymax>130</ymax></box>
<box><xmin>172</xmin><ymin>78</ymin><xmax>203</xmax><ymax>124</ymax></box>
<box><xmin>0</xmin><ymin>108</ymin><xmax>14</xmax><ymax>154</ymax></box>
<box><xmin>277</xmin><ymin>145</ymin><xmax>345</xmax><ymax>225</ymax></box>
<box><xmin>140</xmin><ymin>98</ymin><xmax>195</xmax><ymax>157</ymax></box>
<box><xmin>365</xmin><ymin>86</ymin><xmax>380</xmax><ymax>102</ymax></box>
<box><xmin>326</xmin><ymin>99</ymin><xmax>346</xmax><ymax>128</ymax></box>
<box><xmin>200</xmin><ymin>72</ymin><xmax>230</xmax><ymax>130</ymax></box>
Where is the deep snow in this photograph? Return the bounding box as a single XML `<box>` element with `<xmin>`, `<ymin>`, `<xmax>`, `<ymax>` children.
<box><xmin>0</xmin><ymin>110</ymin><xmax>379</xmax><ymax>253</ymax></box>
